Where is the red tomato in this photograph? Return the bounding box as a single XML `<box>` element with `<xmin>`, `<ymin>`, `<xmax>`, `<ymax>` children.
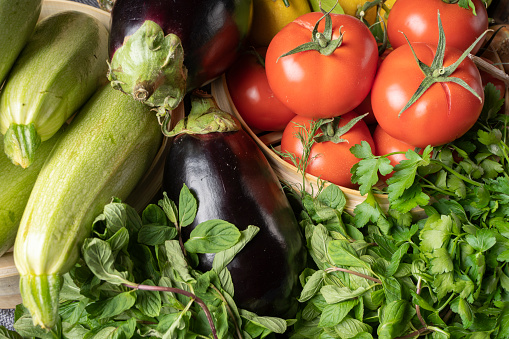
<box><xmin>280</xmin><ymin>111</ymin><xmax>375</xmax><ymax>189</ymax></box>
<box><xmin>226</xmin><ymin>48</ymin><xmax>296</xmax><ymax>131</ymax></box>
<box><xmin>370</xmin><ymin>42</ymin><xmax>484</xmax><ymax>148</ymax></box>
<box><xmin>387</xmin><ymin>0</ymin><xmax>488</xmax><ymax>55</ymax></box>
<box><xmin>352</xmin><ymin>47</ymin><xmax>393</xmax><ymax>125</ymax></box>
<box><xmin>265</xmin><ymin>12</ymin><xmax>378</xmax><ymax>119</ymax></box>
<box><xmin>373</xmin><ymin>125</ymin><xmax>419</xmax><ymax>179</ymax></box>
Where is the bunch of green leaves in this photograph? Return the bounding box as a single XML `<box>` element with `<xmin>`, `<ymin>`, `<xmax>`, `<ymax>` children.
<box><xmin>278</xmin><ymin>82</ymin><xmax>509</xmax><ymax>338</ymax></box>
<box><xmin>287</xmin><ymin>180</ymin><xmax>509</xmax><ymax>338</ymax></box>
<box><xmin>4</xmin><ymin>185</ymin><xmax>289</xmax><ymax>339</ymax></box>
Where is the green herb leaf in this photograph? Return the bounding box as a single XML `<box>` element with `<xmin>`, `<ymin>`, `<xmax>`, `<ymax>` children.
<box><xmin>82</xmin><ymin>238</ymin><xmax>132</xmax><ymax>285</ymax></box>
<box><xmin>184</xmin><ymin>219</ymin><xmax>241</xmax><ymax>253</ymax></box>
<box><xmin>137</xmin><ymin>224</ymin><xmax>178</xmax><ymax>246</ymax></box>
<box><xmin>85</xmin><ymin>291</ymin><xmax>136</xmax><ymax>319</ymax></box>
<box><xmin>318</xmin><ymin>299</ymin><xmax>358</xmax><ymax>327</ymax></box>
<box><xmin>328</xmin><ymin>240</ymin><xmax>369</xmax><ymax>268</ymax></box>
<box><xmin>178</xmin><ymin>184</ymin><xmax>197</xmax><ymax>227</ymax></box>
<box><xmin>299</xmin><ymin>270</ymin><xmax>326</xmax><ymax>302</ymax></box>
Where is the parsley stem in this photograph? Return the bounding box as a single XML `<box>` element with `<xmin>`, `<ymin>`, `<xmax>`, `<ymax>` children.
<box><xmin>431</xmin><ymin>160</ymin><xmax>482</xmax><ymax>187</ymax></box>
<box><xmin>123</xmin><ymin>283</ymin><xmax>219</xmax><ymax>339</ymax></box>
<box><xmin>415</xmin><ymin>277</ymin><xmax>427</xmax><ymax>330</ymax></box>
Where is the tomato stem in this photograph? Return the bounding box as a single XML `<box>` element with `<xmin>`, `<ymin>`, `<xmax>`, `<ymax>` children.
<box><xmin>398</xmin><ymin>11</ymin><xmax>486</xmax><ymax>117</ymax></box>
<box><xmin>277</xmin><ymin>4</ymin><xmax>344</xmax><ymax>60</ymax></box>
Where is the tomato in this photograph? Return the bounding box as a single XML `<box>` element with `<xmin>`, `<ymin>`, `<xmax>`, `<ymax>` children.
<box><xmin>265</xmin><ymin>12</ymin><xmax>378</xmax><ymax>119</ymax></box>
<box><xmin>372</xmin><ymin>124</ymin><xmax>419</xmax><ymax>179</ymax></box>
<box><xmin>249</xmin><ymin>0</ymin><xmax>311</xmax><ymax>47</ymax></box>
<box><xmin>352</xmin><ymin>47</ymin><xmax>393</xmax><ymax>125</ymax></box>
<box><xmin>226</xmin><ymin>48</ymin><xmax>296</xmax><ymax>131</ymax></box>
<box><xmin>280</xmin><ymin>111</ymin><xmax>375</xmax><ymax>189</ymax></box>
<box><xmin>370</xmin><ymin>42</ymin><xmax>484</xmax><ymax>148</ymax></box>
<box><xmin>387</xmin><ymin>0</ymin><xmax>488</xmax><ymax>55</ymax></box>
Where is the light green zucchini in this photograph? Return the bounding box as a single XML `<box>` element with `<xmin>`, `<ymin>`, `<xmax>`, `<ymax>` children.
<box><xmin>0</xmin><ymin>10</ymin><xmax>109</xmax><ymax>168</ymax></box>
<box><xmin>0</xmin><ymin>0</ymin><xmax>42</xmax><ymax>84</ymax></box>
<box><xmin>14</xmin><ymin>85</ymin><xmax>163</xmax><ymax>330</ymax></box>
<box><xmin>0</xmin><ymin>128</ymin><xmax>62</xmax><ymax>257</ymax></box>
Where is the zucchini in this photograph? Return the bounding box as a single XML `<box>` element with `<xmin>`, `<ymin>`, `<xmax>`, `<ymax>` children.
<box><xmin>0</xmin><ymin>129</ymin><xmax>62</xmax><ymax>257</ymax></box>
<box><xmin>0</xmin><ymin>0</ymin><xmax>42</xmax><ymax>84</ymax></box>
<box><xmin>0</xmin><ymin>10</ymin><xmax>109</xmax><ymax>168</ymax></box>
<box><xmin>14</xmin><ymin>85</ymin><xmax>163</xmax><ymax>329</ymax></box>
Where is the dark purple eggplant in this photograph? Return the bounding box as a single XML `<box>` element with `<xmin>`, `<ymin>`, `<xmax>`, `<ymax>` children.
<box><xmin>107</xmin><ymin>0</ymin><xmax>253</xmax><ymax>115</ymax></box>
<box><xmin>162</xmin><ymin>92</ymin><xmax>306</xmax><ymax>318</ymax></box>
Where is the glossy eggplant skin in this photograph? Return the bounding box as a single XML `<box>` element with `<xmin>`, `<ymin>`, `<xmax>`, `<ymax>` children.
<box><xmin>163</xmin><ymin>129</ymin><xmax>306</xmax><ymax>318</ymax></box>
<box><xmin>109</xmin><ymin>0</ymin><xmax>252</xmax><ymax>90</ymax></box>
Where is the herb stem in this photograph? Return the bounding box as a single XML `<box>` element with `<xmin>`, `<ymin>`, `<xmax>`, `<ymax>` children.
<box><xmin>325</xmin><ymin>267</ymin><xmax>382</xmax><ymax>284</ymax></box>
<box><xmin>209</xmin><ymin>284</ymin><xmax>244</xmax><ymax>339</ymax></box>
<box><xmin>415</xmin><ymin>277</ymin><xmax>427</xmax><ymax>330</ymax></box>
<box><xmin>431</xmin><ymin>160</ymin><xmax>482</xmax><ymax>187</ymax></box>
<box><xmin>123</xmin><ymin>283</ymin><xmax>218</xmax><ymax>339</ymax></box>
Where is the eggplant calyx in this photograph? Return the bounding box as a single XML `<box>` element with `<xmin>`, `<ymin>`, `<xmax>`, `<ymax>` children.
<box><xmin>107</xmin><ymin>20</ymin><xmax>188</xmax><ymax>113</ymax></box>
<box><xmin>164</xmin><ymin>92</ymin><xmax>241</xmax><ymax>137</ymax></box>
<box><xmin>3</xmin><ymin>123</ymin><xmax>41</xmax><ymax>168</ymax></box>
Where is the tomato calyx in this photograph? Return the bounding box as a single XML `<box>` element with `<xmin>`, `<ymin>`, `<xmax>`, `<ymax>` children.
<box><xmin>277</xmin><ymin>6</ymin><xmax>345</xmax><ymax>60</ymax></box>
<box><xmin>315</xmin><ymin>113</ymin><xmax>369</xmax><ymax>143</ymax></box>
<box><xmin>398</xmin><ymin>11</ymin><xmax>487</xmax><ymax>117</ymax></box>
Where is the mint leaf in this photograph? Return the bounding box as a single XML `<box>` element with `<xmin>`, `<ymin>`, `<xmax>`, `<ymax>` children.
<box><xmin>82</xmin><ymin>237</ymin><xmax>131</xmax><ymax>285</ymax></box>
<box><xmin>240</xmin><ymin>310</ymin><xmax>287</xmax><ymax>334</ymax></box>
<box><xmin>328</xmin><ymin>239</ymin><xmax>369</xmax><ymax>268</ymax></box>
<box><xmin>184</xmin><ymin>219</ymin><xmax>241</xmax><ymax>253</ymax></box>
<box><xmin>318</xmin><ymin>299</ymin><xmax>358</xmax><ymax>327</ymax></box>
<box><xmin>158</xmin><ymin>192</ymin><xmax>178</xmax><ymax>224</ymax></box>
<box><xmin>85</xmin><ymin>291</ymin><xmax>136</xmax><ymax>319</ymax></box>
<box><xmin>320</xmin><ymin>285</ymin><xmax>367</xmax><ymax>304</ymax></box>
<box><xmin>377</xmin><ymin>300</ymin><xmax>412</xmax><ymax>339</ymax></box>
<box><xmin>299</xmin><ymin>270</ymin><xmax>326</xmax><ymax>302</ymax></box>
<box><xmin>135</xmin><ymin>279</ymin><xmax>162</xmax><ymax>318</ymax></box>
<box><xmin>138</xmin><ymin>224</ymin><xmax>178</xmax><ymax>246</ymax></box>
<box><xmin>179</xmin><ymin>184</ymin><xmax>197</xmax><ymax>227</ymax></box>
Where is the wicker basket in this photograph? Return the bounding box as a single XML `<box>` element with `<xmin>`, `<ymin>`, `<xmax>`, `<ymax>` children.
<box><xmin>0</xmin><ymin>0</ymin><xmax>184</xmax><ymax>309</ymax></box>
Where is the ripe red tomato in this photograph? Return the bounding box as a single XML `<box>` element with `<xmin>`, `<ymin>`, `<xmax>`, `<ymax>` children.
<box><xmin>226</xmin><ymin>48</ymin><xmax>296</xmax><ymax>131</ymax></box>
<box><xmin>352</xmin><ymin>47</ymin><xmax>393</xmax><ymax>125</ymax></box>
<box><xmin>373</xmin><ymin>125</ymin><xmax>419</xmax><ymax>179</ymax></box>
<box><xmin>265</xmin><ymin>12</ymin><xmax>378</xmax><ymax>119</ymax></box>
<box><xmin>280</xmin><ymin>111</ymin><xmax>375</xmax><ymax>189</ymax></box>
<box><xmin>387</xmin><ymin>0</ymin><xmax>488</xmax><ymax>55</ymax></box>
<box><xmin>370</xmin><ymin>42</ymin><xmax>484</xmax><ymax>148</ymax></box>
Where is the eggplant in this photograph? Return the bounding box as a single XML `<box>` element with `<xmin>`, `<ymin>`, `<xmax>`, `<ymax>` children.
<box><xmin>107</xmin><ymin>0</ymin><xmax>253</xmax><ymax>114</ymax></box>
<box><xmin>163</xmin><ymin>92</ymin><xmax>306</xmax><ymax>318</ymax></box>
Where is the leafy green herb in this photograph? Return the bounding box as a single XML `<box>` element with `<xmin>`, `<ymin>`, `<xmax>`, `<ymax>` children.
<box><xmin>5</xmin><ymin>186</ymin><xmax>297</xmax><ymax>339</ymax></box>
